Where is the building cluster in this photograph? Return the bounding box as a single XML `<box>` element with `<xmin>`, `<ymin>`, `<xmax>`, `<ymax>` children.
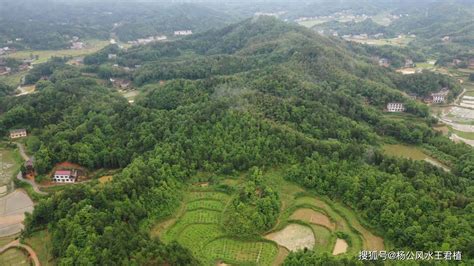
<box><xmin>174</xmin><ymin>30</ymin><xmax>193</xmax><ymax>36</ymax></box>
<box><xmin>296</xmin><ymin>11</ymin><xmax>369</xmax><ymax>24</ymax></box>
<box><xmin>0</xmin><ymin>47</ymin><xmax>14</xmax><ymax>55</ymax></box>
<box><xmin>128</xmin><ymin>35</ymin><xmax>167</xmax><ymax>46</ymax></box>
<box><xmin>0</xmin><ymin>65</ymin><xmax>11</xmax><ymax>76</ymax></box>
<box><xmin>429</xmin><ymin>88</ymin><xmax>449</xmax><ymax>104</ymax></box>
<box><xmin>70</xmin><ymin>41</ymin><xmax>84</xmax><ymax>50</ymax></box>
<box><xmin>449</xmin><ymin>58</ymin><xmax>474</xmax><ymax>68</ymax></box>
<box><xmin>254</xmin><ymin>11</ymin><xmax>285</xmax><ymax>18</ymax></box>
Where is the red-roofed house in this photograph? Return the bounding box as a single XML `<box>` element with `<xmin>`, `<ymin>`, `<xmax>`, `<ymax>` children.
<box><xmin>53</xmin><ymin>170</ymin><xmax>77</xmax><ymax>183</ymax></box>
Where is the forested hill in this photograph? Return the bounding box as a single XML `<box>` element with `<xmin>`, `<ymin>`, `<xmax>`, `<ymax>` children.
<box><xmin>0</xmin><ymin>1</ymin><xmax>237</xmax><ymax>49</ymax></box>
<box><xmin>1</xmin><ymin>17</ymin><xmax>472</xmax><ymax>264</ymax></box>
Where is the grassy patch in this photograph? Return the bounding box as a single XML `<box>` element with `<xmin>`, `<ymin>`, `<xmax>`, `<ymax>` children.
<box><xmin>24</xmin><ymin>230</ymin><xmax>54</xmax><ymax>266</ymax></box>
<box><xmin>451</xmin><ymin>128</ymin><xmax>474</xmax><ymax>140</ymax></box>
<box><xmin>310</xmin><ymin>224</ymin><xmax>334</xmax><ymax>253</ymax></box>
<box><xmin>7</xmin><ymin>40</ymin><xmax>109</xmax><ymax>64</ymax></box>
<box><xmin>344</xmin><ymin>36</ymin><xmax>414</xmax><ymax>47</ymax></box>
<box><xmin>0</xmin><ymin>71</ymin><xmax>26</xmax><ymax>88</ymax></box>
<box><xmin>0</xmin><ymin>234</ymin><xmax>19</xmax><ymax>247</ymax></box>
<box><xmin>206</xmin><ymin>238</ymin><xmax>278</xmax><ymax>265</ymax></box>
<box><xmin>0</xmin><ymin>248</ymin><xmax>30</xmax><ymax>265</ymax></box>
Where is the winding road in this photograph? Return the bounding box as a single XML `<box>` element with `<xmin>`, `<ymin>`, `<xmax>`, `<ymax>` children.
<box><xmin>14</xmin><ymin>143</ymin><xmax>47</xmax><ymax>195</ymax></box>
<box><xmin>0</xmin><ymin>239</ymin><xmax>40</xmax><ymax>266</ymax></box>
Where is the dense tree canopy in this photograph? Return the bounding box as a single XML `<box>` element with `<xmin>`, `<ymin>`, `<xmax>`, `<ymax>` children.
<box><xmin>0</xmin><ymin>16</ymin><xmax>472</xmax><ymax>264</ymax></box>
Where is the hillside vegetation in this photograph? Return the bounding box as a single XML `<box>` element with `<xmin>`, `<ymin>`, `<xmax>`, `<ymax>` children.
<box><xmin>0</xmin><ymin>17</ymin><xmax>472</xmax><ymax>264</ymax></box>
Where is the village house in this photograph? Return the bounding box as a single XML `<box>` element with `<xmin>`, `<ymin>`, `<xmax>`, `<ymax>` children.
<box><xmin>405</xmin><ymin>59</ymin><xmax>414</xmax><ymax>68</ymax></box>
<box><xmin>108</xmin><ymin>54</ymin><xmax>117</xmax><ymax>60</ymax></box>
<box><xmin>110</xmin><ymin>78</ymin><xmax>131</xmax><ymax>89</ymax></box>
<box><xmin>387</xmin><ymin>102</ymin><xmax>405</xmax><ymax>112</ymax></box>
<box><xmin>378</xmin><ymin>58</ymin><xmax>390</xmax><ymax>68</ymax></box>
<box><xmin>174</xmin><ymin>30</ymin><xmax>193</xmax><ymax>36</ymax></box>
<box><xmin>373</xmin><ymin>33</ymin><xmax>384</xmax><ymax>38</ymax></box>
<box><xmin>9</xmin><ymin>129</ymin><xmax>27</xmax><ymax>139</ymax></box>
<box><xmin>0</xmin><ymin>66</ymin><xmax>11</xmax><ymax>75</ymax></box>
<box><xmin>441</xmin><ymin>36</ymin><xmax>450</xmax><ymax>42</ymax></box>
<box><xmin>468</xmin><ymin>58</ymin><xmax>474</xmax><ymax>69</ymax></box>
<box><xmin>70</xmin><ymin>42</ymin><xmax>84</xmax><ymax>50</ymax></box>
<box><xmin>69</xmin><ymin>57</ymin><xmax>84</xmax><ymax>66</ymax></box>
<box><xmin>431</xmin><ymin>88</ymin><xmax>449</xmax><ymax>104</ymax></box>
<box><xmin>53</xmin><ymin>170</ymin><xmax>77</xmax><ymax>183</ymax></box>
<box><xmin>452</xmin><ymin>59</ymin><xmax>463</xmax><ymax>66</ymax></box>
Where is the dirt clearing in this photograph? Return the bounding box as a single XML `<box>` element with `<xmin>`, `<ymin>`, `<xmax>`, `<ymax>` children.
<box><xmin>290</xmin><ymin>208</ymin><xmax>335</xmax><ymax>230</ymax></box>
<box><xmin>0</xmin><ymin>190</ymin><xmax>34</xmax><ymax>237</ymax></box>
<box><xmin>265</xmin><ymin>224</ymin><xmax>314</xmax><ymax>251</ymax></box>
<box><xmin>332</xmin><ymin>238</ymin><xmax>348</xmax><ymax>255</ymax></box>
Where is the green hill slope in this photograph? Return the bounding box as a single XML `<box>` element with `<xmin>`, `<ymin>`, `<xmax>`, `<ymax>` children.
<box><xmin>1</xmin><ymin>17</ymin><xmax>472</xmax><ymax>265</ymax></box>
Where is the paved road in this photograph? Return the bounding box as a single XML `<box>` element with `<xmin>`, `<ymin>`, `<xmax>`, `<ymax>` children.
<box><xmin>14</xmin><ymin>143</ymin><xmax>48</xmax><ymax>195</ymax></box>
<box><xmin>0</xmin><ymin>239</ymin><xmax>41</xmax><ymax>266</ymax></box>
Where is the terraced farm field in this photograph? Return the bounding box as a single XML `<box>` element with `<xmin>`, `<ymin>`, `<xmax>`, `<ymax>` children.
<box><xmin>153</xmin><ymin>172</ymin><xmax>385</xmax><ymax>265</ymax></box>
<box><xmin>0</xmin><ymin>248</ymin><xmax>30</xmax><ymax>266</ymax></box>
<box><xmin>157</xmin><ymin>190</ymin><xmax>279</xmax><ymax>265</ymax></box>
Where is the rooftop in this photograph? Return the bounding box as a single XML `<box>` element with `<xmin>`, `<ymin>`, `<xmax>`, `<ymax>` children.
<box><xmin>55</xmin><ymin>170</ymin><xmax>72</xmax><ymax>176</ymax></box>
<box><xmin>10</xmin><ymin>129</ymin><xmax>27</xmax><ymax>134</ymax></box>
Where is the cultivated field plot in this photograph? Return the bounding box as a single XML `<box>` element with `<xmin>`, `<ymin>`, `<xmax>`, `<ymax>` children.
<box><xmin>159</xmin><ymin>190</ymin><xmax>280</xmax><ymax>265</ymax></box>
<box><xmin>292</xmin><ymin>196</ymin><xmax>364</xmax><ymax>254</ymax></box>
<box><xmin>206</xmin><ymin>238</ymin><xmax>278</xmax><ymax>266</ymax></box>
<box><xmin>290</xmin><ymin>208</ymin><xmax>336</xmax><ymax>230</ymax></box>
<box><xmin>186</xmin><ymin>199</ymin><xmax>225</xmax><ymax>211</ymax></box>
<box><xmin>0</xmin><ymin>190</ymin><xmax>34</xmax><ymax>237</ymax></box>
<box><xmin>343</xmin><ymin>36</ymin><xmax>414</xmax><ymax>47</ymax></box>
<box><xmin>6</xmin><ymin>40</ymin><xmax>109</xmax><ymax>64</ymax></box>
<box><xmin>158</xmin><ymin>173</ymin><xmax>385</xmax><ymax>264</ymax></box>
<box><xmin>382</xmin><ymin>144</ymin><xmax>450</xmax><ymax>171</ymax></box>
<box><xmin>262</xmin><ymin>171</ymin><xmax>384</xmax><ymax>260</ymax></box>
<box><xmin>0</xmin><ymin>148</ymin><xmax>19</xmax><ymax>194</ymax></box>
<box><xmin>0</xmin><ymin>248</ymin><xmax>30</xmax><ymax>266</ymax></box>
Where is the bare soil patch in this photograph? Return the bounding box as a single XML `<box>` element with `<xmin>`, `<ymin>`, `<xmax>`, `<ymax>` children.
<box><xmin>265</xmin><ymin>224</ymin><xmax>314</xmax><ymax>251</ymax></box>
<box><xmin>272</xmin><ymin>246</ymin><xmax>289</xmax><ymax>266</ymax></box>
<box><xmin>290</xmin><ymin>208</ymin><xmax>335</xmax><ymax>230</ymax></box>
<box><xmin>0</xmin><ymin>190</ymin><xmax>33</xmax><ymax>237</ymax></box>
<box><xmin>332</xmin><ymin>238</ymin><xmax>348</xmax><ymax>255</ymax></box>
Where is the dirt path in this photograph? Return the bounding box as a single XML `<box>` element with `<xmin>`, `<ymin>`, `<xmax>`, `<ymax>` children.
<box><xmin>0</xmin><ymin>239</ymin><xmax>40</xmax><ymax>266</ymax></box>
<box><xmin>14</xmin><ymin>143</ymin><xmax>48</xmax><ymax>195</ymax></box>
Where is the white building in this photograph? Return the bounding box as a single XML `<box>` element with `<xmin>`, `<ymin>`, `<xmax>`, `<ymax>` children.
<box><xmin>378</xmin><ymin>58</ymin><xmax>390</xmax><ymax>67</ymax></box>
<box><xmin>9</xmin><ymin>129</ymin><xmax>27</xmax><ymax>139</ymax></box>
<box><xmin>174</xmin><ymin>30</ymin><xmax>193</xmax><ymax>36</ymax></box>
<box><xmin>431</xmin><ymin>88</ymin><xmax>449</xmax><ymax>104</ymax></box>
<box><xmin>387</xmin><ymin>102</ymin><xmax>405</xmax><ymax>112</ymax></box>
<box><xmin>53</xmin><ymin>170</ymin><xmax>77</xmax><ymax>183</ymax></box>
<box><xmin>108</xmin><ymin>54</ymin><xmax>117</xmax><ymax>60</ymax></box>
